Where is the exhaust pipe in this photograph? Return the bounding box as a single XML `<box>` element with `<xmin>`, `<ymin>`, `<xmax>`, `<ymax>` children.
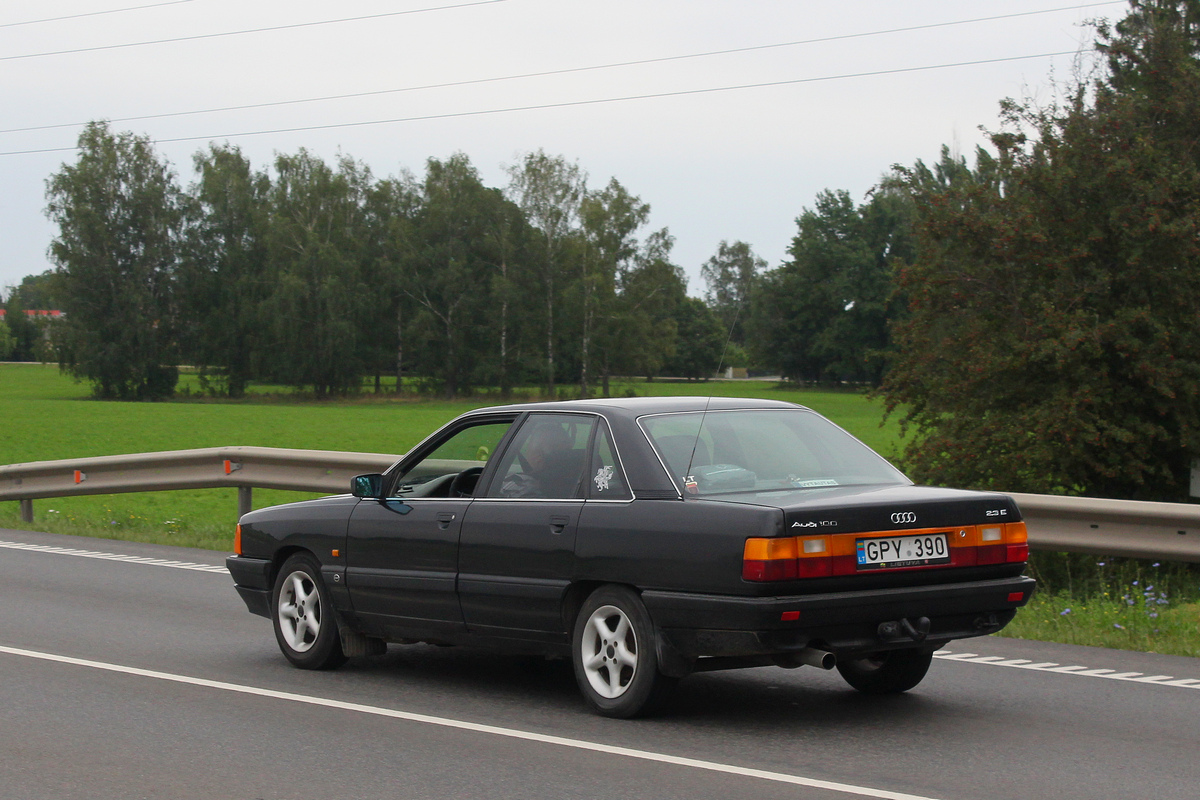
<box><xmin>773</xmin><ymin>647</ymin><xmax>837</xmax><ymax>670</ymax></box>
<box><xmin>798</xmin><ymin>647</ymin><xmax>837</xmax><ymax>670</ymax></box>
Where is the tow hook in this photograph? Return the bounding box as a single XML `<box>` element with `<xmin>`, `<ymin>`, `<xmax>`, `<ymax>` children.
<box><xmin>878</xmin><ymin>616</ymin><xmax>931</xmax><ymax>643</ymax></box>
<box><xmin>972</xmin><ymin>613</ymin><xmax>1001</xmax><ymax>632</ymax></box>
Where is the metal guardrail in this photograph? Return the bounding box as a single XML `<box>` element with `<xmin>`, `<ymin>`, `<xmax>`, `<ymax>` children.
<box><xmin>1</xmin><ymin>448</ymin><xmax>1198</xmax><ymax>562</ymax></box>
<box><xmin>0</xmin><ymin>447</ymin><xmax>399</xmax><ymax>520</ymax></box>
<box><xmin>1008</xmin><ymin>492</ymin><xmax>1199</xmax><ymax>563</ymax></box>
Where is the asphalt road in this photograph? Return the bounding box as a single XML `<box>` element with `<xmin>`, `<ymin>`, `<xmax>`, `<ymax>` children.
<box><xmin>1</xmin><ymin>527</ymin><xmax>1197</xmax><ymax>800</ymax></box>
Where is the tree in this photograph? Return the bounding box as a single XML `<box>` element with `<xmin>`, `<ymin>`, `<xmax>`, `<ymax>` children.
<box><xmin>363</xmin><ymin>171</ymin><xmax>422</xmax><ymax>393</ymax></box>
<box><xmin>402</xmin><ymin>154</ymin><xmax>510</xmax><ymax>397</ymax></box>
<box><xmin>596</xmin><ymin>228</ymin><xmax>687</xmax><ymax>385</ymax></box>
<box><xmin>259</xmin><ymin>150</ymin><xmax>372</xmax><ymax>395</ymax></box>
<box><xmin>505</xmin><ymin>150</ymin><xmax>585</xmax><ymax>395</ymax></box>
<box><xmin>0</xmin><ymin>319</ymin><xmax>14</xmax><ymax>360</ymax></box>
<box><xmin>45</xmin><ymin>122</ymin><xmax>181</xmax><ymax>399</ymax></box>
<box><xmin>662</xmin><ymin>296</ymin><xmax>725</xmax><ymax>380</ymax></box>
<box><xmin>6</xmin><ymin>270</ymin><xmax>59</xmax><ymax>310</ymax></box>
<box><xmin>700</xmin><ymin>240</ymin><xmax>765</xmax><ymax>347</ymax></box>
<box><xmin>748</xmin><ymin>188</ymin><xmax>908</xmax><ymax>384</ymax></box>
<box><xmin>882</xmin><ymin>0</ymin><xmax>1200</xmax><ymax>500</ymax></box>
<box><xmin>579</xmin><ymin>178</ymin><xmax>650</xmax><ymax>397</ymax></box>
<box><xmin>178</xmin><ymin>143</ymin><xmax>269</xmax><ymax>397</ymax></box>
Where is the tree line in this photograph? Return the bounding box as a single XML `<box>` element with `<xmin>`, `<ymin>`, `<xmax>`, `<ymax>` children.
<box><xmin>8</xmin><ymin>123</ymin><xmax>906</xmax><ymax>395</ymax></box>
<box><xmin>8</xmin><ymin>0</ymin><xmax>1200</xmax><ymax>501</ymax></box>
<box><xmin>29</xmin><ymin>129</ymin><xmax>769</xmax><ymax>399</ymax></box>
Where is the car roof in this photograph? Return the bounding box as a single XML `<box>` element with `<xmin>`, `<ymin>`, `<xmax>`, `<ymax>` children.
<box><xmin>463</xmin><ymin>395</ymin><xmax>807</xmax><ymax>422</ymax></box>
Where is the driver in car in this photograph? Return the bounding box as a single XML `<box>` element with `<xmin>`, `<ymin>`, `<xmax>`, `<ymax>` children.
<box><xmin>501</xmin><ymin>422</ymin><xmax>577</xmax><ymax>498</ymax></box>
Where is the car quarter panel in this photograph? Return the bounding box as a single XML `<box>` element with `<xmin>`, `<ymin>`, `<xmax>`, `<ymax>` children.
<box><xmin>574</xmin><ymin>498</ymin><xmax>783</xmax><ymax>594</ymax></box>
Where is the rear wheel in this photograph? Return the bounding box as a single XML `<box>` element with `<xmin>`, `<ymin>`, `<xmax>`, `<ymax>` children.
<box><xmin>571</xmin><ymin>586</ymin><xmax>677</xmax><ymax>718</ymax></box>
<box><xmin>271</xmin><ymin>553</ymin><xmax>346</xmax><ymax>670</ymax></box>
<box><xmin>836</xmin><ymin>648</ymin><xmax>933</xmax><ymax>694</ymax></box>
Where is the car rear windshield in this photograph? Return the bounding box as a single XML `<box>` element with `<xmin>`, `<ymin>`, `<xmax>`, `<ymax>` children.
<box><xmin>639</xmin><ymin>409</ymin><xmax>910</xmax><ymax>496</ymax></box>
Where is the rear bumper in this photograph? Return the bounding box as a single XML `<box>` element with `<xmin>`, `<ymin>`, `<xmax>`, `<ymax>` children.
<box><xmin>642</xmin><ymin>575</ymin><xmax>1036</xmax><ymax>659</ymax></box>
<box><xmin>227</xmin><ymin>555</ymin><xmax>273</xmax><ymax>619</ymax></box>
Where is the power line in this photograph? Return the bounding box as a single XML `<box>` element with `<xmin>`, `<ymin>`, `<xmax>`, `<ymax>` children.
<box><xmin>0</xmin><ymin>50</ymin><xmax>1080</xmax><ymax>158</ymax></box>
<box><xmin>0</xmin><ymin>1</ymin><xmax>1123</xmax><ymax>136</ymax></box>
<box><xmin>0</xmin><ymin>0</ymin><xmax>507</xmax><ymax>62</ymax></box>
<box><xmin>0</xmin><ymin>0</ymin><xmax>194</xmax><ymax>29</ymax></box>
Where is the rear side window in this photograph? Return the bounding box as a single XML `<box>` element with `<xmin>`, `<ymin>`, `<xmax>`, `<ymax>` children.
<box><xmin>587</xmin><ymin>422</ymin><xmax>632</xmax><ymax>500</ymax></box>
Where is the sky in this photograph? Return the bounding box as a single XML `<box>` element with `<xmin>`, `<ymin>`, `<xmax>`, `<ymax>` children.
<box><xmin>0</xmin><ymin>0</ymin><xmax>1122</xmax><ymax>300</ymax></box>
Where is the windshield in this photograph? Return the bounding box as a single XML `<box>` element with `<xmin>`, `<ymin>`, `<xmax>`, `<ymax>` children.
<box><xmin>639</xmin><ymin>409</ymin><xmax>910</xmax><ymax>496</ymax></box>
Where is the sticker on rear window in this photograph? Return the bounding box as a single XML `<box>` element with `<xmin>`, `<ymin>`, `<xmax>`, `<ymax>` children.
<box><xmin>790</xmin><ymin>477</ymin><xmax>839</xmax><ymax>488</ymax></box>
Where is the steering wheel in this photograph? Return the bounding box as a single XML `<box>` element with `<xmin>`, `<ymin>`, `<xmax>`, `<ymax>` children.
<box><xmin>449</xmin><ymin>466</ymin><xmax>485</xmax><ymax>497</ymax></box>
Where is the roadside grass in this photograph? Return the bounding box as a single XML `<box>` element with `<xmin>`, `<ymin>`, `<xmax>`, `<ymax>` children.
<box><xmin>998</xmin><ymin>552</ymin><xmax>1200</xmax><ymax>657</ymax></box>
<box><xmin>999</xmin><ymin>592</ymin><xmax>1200</xmax><ymax>658</ymax></box>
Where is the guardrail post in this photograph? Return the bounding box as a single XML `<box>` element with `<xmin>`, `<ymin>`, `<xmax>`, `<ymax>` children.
<box><xmin>238</xmin><ymin>487</ymin><xmax>252</xmax><ymax>519</ymax></box>
<box><xmin>19</xmin><ymin>499</ymin><xmax>33</xmax><ymax>523</ymax></box>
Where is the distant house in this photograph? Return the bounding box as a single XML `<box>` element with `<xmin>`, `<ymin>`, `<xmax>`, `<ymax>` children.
<box><xmin>0</xmin><ymin>309</ymin><xmax>64</xmax><ymax>320</ymax></box>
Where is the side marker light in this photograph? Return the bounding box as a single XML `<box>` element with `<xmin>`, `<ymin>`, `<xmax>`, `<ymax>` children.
<box><xmin>234</xmin><ymin>524</ymin><xmax>242</xmax><ymax>555</ymax></box>
<box><xmin>1008</xmin><ymin>592</ymin><xmax>1025</xmax><ymax>602</ymax></box>
<box><xmin>781</xmin><ymin>610</ymin><xmax>800</xmax><ymax>622</ymax></box>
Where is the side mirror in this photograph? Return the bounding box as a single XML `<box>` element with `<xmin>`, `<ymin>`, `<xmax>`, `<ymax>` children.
<box><xmin>351</xmin><ymin>473</ymin><xmax>385</xmax><ymax>499</ymax></box>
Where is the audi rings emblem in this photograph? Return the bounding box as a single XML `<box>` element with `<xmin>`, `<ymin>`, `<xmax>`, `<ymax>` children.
<box><xmin>890</xmin><ymin>511</ymin><xmax>917</xmax><ymax>525</ymax></box>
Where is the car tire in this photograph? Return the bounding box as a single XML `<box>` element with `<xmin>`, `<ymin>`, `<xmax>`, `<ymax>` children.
<box><xmin>271</xmin><ymin>553</ymin><xmax>347</xmax><ymax>670</ymax></box>
<box><xmin>836</xmin><ymin>647</ymin><xmax>933</xmax><ymax>694</ymax></box>
<box><xmin>571</xmin><ymin>585</ymin><xmax>677</xmax><ymax>718</ymax></box>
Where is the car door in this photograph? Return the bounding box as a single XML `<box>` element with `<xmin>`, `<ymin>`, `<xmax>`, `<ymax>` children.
<box><xmin>456</xmin><ymin>412</ymin><xmax>597</xmax><ymax>641</ymax></box>
<box><xmin>344</xmin><ymin>416</ymin><xmax>516</xmax><ymax>641</ymax></box>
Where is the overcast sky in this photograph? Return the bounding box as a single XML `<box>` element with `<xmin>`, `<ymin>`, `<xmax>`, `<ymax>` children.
<box><xmin>0</xmin><ymin>0</ymin><xmax>1121</xmax><ymax>300</ymax></box>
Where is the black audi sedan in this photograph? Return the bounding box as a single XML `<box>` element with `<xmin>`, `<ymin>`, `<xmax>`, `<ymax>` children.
<box><xmin>227</xmin><ymin>397</ymin><xmax>1035</xmax><ymax>717</ymax></box>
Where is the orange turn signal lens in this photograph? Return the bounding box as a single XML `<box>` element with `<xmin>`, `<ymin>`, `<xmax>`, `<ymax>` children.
<box><xmin>234</xmin><ymin>524</ymin><xmax>242</xmax><ymax>555</ymax></box>
<box><xmin>1005</xmin><ymin>521</ymin><xmax>1029</xmax><ymax>543</ymax></box>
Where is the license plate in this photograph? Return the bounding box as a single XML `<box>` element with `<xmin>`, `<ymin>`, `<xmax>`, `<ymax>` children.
<box><xmin>856</xmin><ymin>533</ymin><xmax>950</xmax><ymax>570</ymax></box>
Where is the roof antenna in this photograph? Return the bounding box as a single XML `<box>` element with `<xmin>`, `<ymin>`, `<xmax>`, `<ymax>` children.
<box><xmin>684</xmin><ymin>295</ymin><xmax>745</xmax><ymax>492</ymax></box>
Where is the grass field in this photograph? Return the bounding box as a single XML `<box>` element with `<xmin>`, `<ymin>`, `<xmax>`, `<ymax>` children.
<box><xmin>0</xmin><ymin>363</ymin><xmax>903</xmax><ymax>549</ymax></box>
<box><xmin>3</xmin><ymin>362</ymin><xmax>1197</xmax><ymax>657</ymax></box>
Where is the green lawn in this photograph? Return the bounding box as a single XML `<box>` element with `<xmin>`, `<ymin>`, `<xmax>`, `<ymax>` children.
<box><xmin>0</xmin><ymin>364</ymin><xmax>903</xmax><ymax>549</ymax></box>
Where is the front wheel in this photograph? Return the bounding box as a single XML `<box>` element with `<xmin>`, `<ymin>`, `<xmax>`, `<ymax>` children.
<box><xmin>836</xmin><ymin>648</ymin><xmax>933</xmax><ymax>694</ymax></box>
<box><xmin>271</xmin><ymin>553</ymin><xmax>346</xmax><ymax>670</ymax></box>
<box><xmin>571</xmin><ymin>586</ymin><xmax>677</xmax><ymax>718</ymax></box>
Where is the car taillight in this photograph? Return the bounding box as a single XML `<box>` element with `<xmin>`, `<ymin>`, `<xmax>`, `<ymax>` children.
<box><xmin>742</xmin><ymin>537</ymin><xmax>798</xmax><ymax>581</ymax></box>
<box><xmin>742</xmin><ymin>519</ymin><xmax>1030</xmax><ymax>582</ymax></box>
<box><xmin>1004</xmin><ymin>521</ymin><xmax>1029</xmax><ymax>563</ymax></box>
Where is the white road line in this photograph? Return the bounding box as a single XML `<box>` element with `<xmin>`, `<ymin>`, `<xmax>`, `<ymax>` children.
<box><xmin>0</xmin><ymin>540</ymin><xmax>227</xmax><ymax>573</ymax></box>
<box><xmin>0</xmin><ymin>644</ymin><xmax>942</xmax><ymax>800</ymax></box>
<box><xmin>935</xmin><ymin>651</ymin><xmax>1200</xmax><ymax>690</ymax></box>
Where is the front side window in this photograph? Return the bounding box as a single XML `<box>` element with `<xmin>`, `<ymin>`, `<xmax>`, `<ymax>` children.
<box><xmin>392</xmin><ymin>420</ymin><xmax>513</xmax><ymax>498</ymax></box>
<box><xmin>640</xmin><ymin>409</ymin><xmax>909</xmax><ymax>496</ymax></box>
<box><xmin>487</xmin><ymin>414</ymin><xmax>596</xmax><ymax>499</ymax></box>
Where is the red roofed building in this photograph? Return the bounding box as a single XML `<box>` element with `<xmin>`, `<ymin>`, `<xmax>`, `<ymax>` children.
<box><xmin>0</xmin><ymin>309</ymin><xmax>64</xmax><ymax>320</ymax></box>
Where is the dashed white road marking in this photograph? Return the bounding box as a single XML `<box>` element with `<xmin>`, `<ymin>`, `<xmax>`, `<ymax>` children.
<box><xmin>0</xmin><ymin>539</ymin><xmax>227</xmax><ymax>573</ymax></box>
<box><xmin>0</xmin><ymin>643</ymin><xmax>942</xmax><ymax>800</ymax></box>
<box><xmin>934</xmin><ymin>650</ymin><xmax>1200</xmax><ymax>690</ymax></box>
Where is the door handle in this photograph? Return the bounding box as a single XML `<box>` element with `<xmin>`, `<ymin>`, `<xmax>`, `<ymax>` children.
<box><xmin>549</xmin><ymin>515</ymin><xmax>569</xmax><ymax>534</ymax></box>
<box><xmin>436</xmin><ymin>511</ymin><xmax>456</xmax><ymax>530</ymax></box>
